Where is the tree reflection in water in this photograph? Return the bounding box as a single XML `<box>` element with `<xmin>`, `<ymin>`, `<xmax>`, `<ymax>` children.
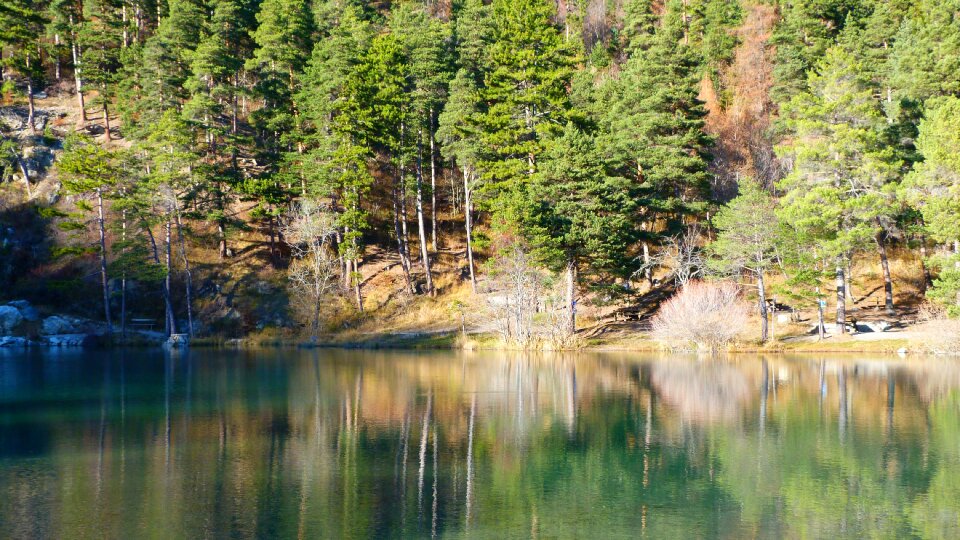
<box><xmin>0</xmin><ymin>349</ymin><xmax>958</xmax><ymax>538</ymax></box>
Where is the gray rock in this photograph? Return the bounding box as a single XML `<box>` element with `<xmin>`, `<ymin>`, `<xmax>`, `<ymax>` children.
<box><xmin>0</xmin><ymin>306</ymin><xmax>24</xmax><ymax>334</ymax></box>
<box><xmin>0</xmin><ymin>336</ymin><xmax>30</xmax><ymax>347</ymax></box>
<box><xmin>41</xmin><ymin>334</ymin><xmax>93</xmax><ymax>347</ymax></box>
<box><xmin>41</xmin><ymin>315</ymin><xmax>83</xmax><ymax>335</ymax></box>
<box><xmin>7</xmin><ymin>300</ymin><xmax>40</xmax><ymax>322</ymax></box>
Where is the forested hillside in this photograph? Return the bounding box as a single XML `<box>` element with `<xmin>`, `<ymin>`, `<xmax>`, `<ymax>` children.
<box><xmin>1</xmin><ymin>0</ymin><xmax>959</xmax><ymax>346</ymax></box>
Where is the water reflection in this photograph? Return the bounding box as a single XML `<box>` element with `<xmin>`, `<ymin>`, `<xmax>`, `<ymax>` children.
<box><xmin>0</xmin><ymin>349</ymin><xmax>959</xmax><ymax>538</ymax></box>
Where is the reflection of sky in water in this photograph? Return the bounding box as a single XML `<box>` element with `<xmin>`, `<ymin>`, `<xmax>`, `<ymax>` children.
<box><xmin>0</xmin><ymin>349</ymin><xmax>958</xmax><ymax>538</ymax></box>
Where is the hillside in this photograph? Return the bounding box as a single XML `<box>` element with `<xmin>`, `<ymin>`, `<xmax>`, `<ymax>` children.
<box><xmin>1</xmin><ymin>0</ymin><xmax>959</xmax><ymax>350</ymax></box>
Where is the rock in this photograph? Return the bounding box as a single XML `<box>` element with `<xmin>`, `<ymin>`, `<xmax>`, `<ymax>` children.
<box><xmin>165</xmin><ymin>333</ymin><xmax>189</xmax><ymax>348</ymax></box>
<box><xmin>41</xmin><ymin>334</ymin><xmax>97</xmax><ymax>347</ymax></box>
<box><xmin>0</xmin><ymin>336</ymin><xmax>30</xmax><ymax>347</ymax></box>
<box><xmin>41</xmin><ymin>315</ymin><xmax>83</xmax><ymax>335</ymax></box>
<box><xmin>6</xmin><ymin>300</ymin><xmax>40</xmax><ymax>322</ymax></box>
<box><xmin>0</xmin><ymin>306</ymin><xmax>24</xmax><ymax>334</ymax></box>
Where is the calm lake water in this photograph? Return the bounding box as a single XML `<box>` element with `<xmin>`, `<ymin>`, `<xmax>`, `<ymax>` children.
<box><xmin>0</xmin><ymin>349</ymin><xmax>958</xmax><ymax>539</ymax></box>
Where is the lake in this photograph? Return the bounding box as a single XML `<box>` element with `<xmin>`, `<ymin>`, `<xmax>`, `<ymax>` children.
<box><xmin>0</xmin><ymin>348</ymin><xmax>958</xmax><ymax>538</ymax></box>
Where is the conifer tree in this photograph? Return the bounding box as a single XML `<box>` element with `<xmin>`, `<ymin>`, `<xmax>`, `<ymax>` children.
<box><xmin>521</xmin><ymin>122</ymin><xmax>635</xmax><ymax>335</ymax></box>
<box><xmin>478</xmin><ymin>0</ymin><xmax>574</xmax><ymax>198</ymax></box>
<box><xmin>1</xmin><ymin>0</ymin><xmax>46</xmax><ymax>133</ymax></box>
<box><xmin>778</xmin><ymin>47</ymin><xmax>902</xmax><ymax>325</ymax></box>
<box><xmin>247</xmin><ymin>0</ymin><xmax>313</xmax><ymax>151</ymax></box>
<box><xmin>905</xmin><ymin>96</ymin><xmax>960</xmax><ymax>315</ymax></box>
<box><xmin>709</xmin><ymin>179</ymin><xmax>780</xmax><ymax>342</ymax></box>
<box><xmin>602</xmin><ymin>16</ymin><xmax>712</xmax><ymax>239</ymax></box>
<box><xmin>58</xmin><ymin>134</ymin><xmax>119</xmax><ymax>333</ymax></box>
<box><xmin>438</xmin><ymin>68</ymin><xmax>484</xmax><ymax>291</ymax></box>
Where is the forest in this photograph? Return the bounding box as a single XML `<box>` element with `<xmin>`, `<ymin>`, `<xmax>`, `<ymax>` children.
<box><xmin>1</xmin><ymin>0</ymin><xmax>960</xmax><ymax>347</ymax></box>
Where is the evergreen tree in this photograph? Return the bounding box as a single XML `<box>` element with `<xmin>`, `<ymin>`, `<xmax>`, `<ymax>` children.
<box><xmin>601</xmin><ymin>17</ymin><xmax>712</xmax><ymax>237</ymax></box>
<box><xmin>478</xmin><ymin>0</ymin><xmax>574</xmax><ymax>198</ymax></box>
<box><xmin>708</xmin><ymin>179</ymin><xmax>780</xmax><ymax>342</ymax></box>
<box><xmin>521</xmin><ymin>122</ymin><xmax>635</xmax><ymax>335</ymax></box>
<box><xmin>1</xmin><ymin>0</ymin><xmax>46</xmax><ymax>133</ymax></box>
<box><xmin>57</xmin><ymin>134</ymin><xmax>119</xmax><ymax>332</ymax></box>
<box><xmin>905</xmin><ymin>96</ymin><xmax>960</xmax><ymax>315</ymax></box>
<box><xmin>777</xmin><ymin>46</ymin><xmax>901</xmax><ymax>325</ymax></box>
<box><xmin>438</xmin><ymin>67</ymin><xmax>484</xmax><ymax>291</ymax></box>
<box><xmin>247</xmin><ymin>0</ymin><xmax>313</xmax><ymax>150</ymax></box>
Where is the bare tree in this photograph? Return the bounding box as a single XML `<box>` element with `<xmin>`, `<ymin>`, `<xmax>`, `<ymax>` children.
<box><xmin>283</xmin><ymin>200</ymin><xmax>341</xmax><ymax>341</ymax></box>
<box><xmin>482</xmin><ymin>242</ymin><xmax>545</xmax><ymax>347</ymax></box>
<box><xmin>636</xmin><ymin>225</ymin><xmax>706</xmax><ymax>287</ymax></box>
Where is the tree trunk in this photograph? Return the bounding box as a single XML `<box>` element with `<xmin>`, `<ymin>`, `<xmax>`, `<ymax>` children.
<box><xmin>165</xmin><ymin>219</ymin><xmax>176</xmax><ymax>335</ymax></box>
<box><xmin>642</xmin><ymin>240</ymin><xmax>653</xmax><ymax>287</ymax></box>
<box><xmin>565</xmin><ymin>256</ymin><xmax>577</xmax><ymax>336</ymax></box>
<box><xmin>102</xmin><ymin>96</ymin><xmax>112</xmax><ymax>141</ymax></box>
<box><xmin>464</xmin><ymin>173</ymin><xmax>476</xmax><ymax>293</ymax></box>
<box><xmin>835</xmin><ymin>265</ymin><xmax>846</xmax><ymax>334</ymax></box>
<box><xmin>816</xmin><ymin>289</ymin><xmax>825</xmax><ymax>341</ymax></box>
<box><xmin>353</xmin><ymin>257</ymin><xmax>363</xmax><ymax>312</ymax></box>
<box><xmin>875</xmin><ymin>226</ymin><xmax>894</xmax><ymax>314</ymax></box>
<box><xmin>757</xmin><ymin>270</ymin><xmax>768</xmax><ymax>343</ymax></box>
<box><xmin>11</xmin><ymin>148</ymin><xmax>32</xmax><ymax>198</ymax></box>
<box><xmin>69</xmin><ymin>26</ymin><xmax>86</xmax><ymax>123</ymax></box>
<box><xmin>97</xmin><ymin>188</ymin><xmax>113</xmax><ymax>333</ymax></box>
<box><xmin>844</xmin><ymin>255</ymin><xmax>854</xmax><ymax>302</ymax></box>
<box><xmin>919</xmin><ymin>242</ymin><xmax>932</xmax><ymax>292</ymax></box>
<box><xmin>25</xmin><ymin>53</ymin><xmax>35</xmax><ymax>134</ymax></box>
<box><xmin>393</xmin><ymin>178</ymin><xmax>414</xmax><ymax>294</ymax></box>
<box><xmin>121</xmin><ymin>209</ymin><xmax>127</xmax><ymax>338</ymax></box>
<box><xmin>430</xmin><ymin>111</ymin><xmax>438</xmax><ymax>252</ymax></box>
<box><xmin>415</xmin><ymin>129</ymin><xmax>434</xmax><ymax>295</ymax></box>
<box><xmin>145</xmin><ymin>223</ymin><xmax>175</xmax><ymax>336</ymax></box>
<box><xmin>173</xmin><ymin>205</ymin><xmax>195</xmax><ymax>337</ymax></box>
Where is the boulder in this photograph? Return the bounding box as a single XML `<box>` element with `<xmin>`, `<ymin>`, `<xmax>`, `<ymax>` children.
<box><xmin>41</xmin><ymin>334</ymin><xmax>96</xmax><ymax>347</ymax></box>
<box><xmin>0</xmin><ymin>306</ymin><xmax>24</xmax><ymax>334</ymax></box>
<box><xmin>7</xmin><ymin>300</ymin><xmax>40</xmax><ymax>322</ymax></box>
<box><xmin>0</xmin><ymin>336</ymin><xmax>30</xmax><ymax>347</ymax></box>
<box><xmin>41</xmin><ymin>315</ymin><xmax>83</xmax><ymax>335</ymax></box>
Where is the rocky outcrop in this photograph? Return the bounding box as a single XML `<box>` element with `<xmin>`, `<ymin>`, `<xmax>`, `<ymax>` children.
<box><xmin>0</xmin><ymin>305</ymin><xmax>24</xmax><ymax>333</ymax></box>
<box><xmin>0</xmin><ymin>300</ymin><xmax>107</xmax><ymax>347</ymax></box>
<box><xmin>0</xmin><ymin>336</ymin><xmax>30</xmax><ymax>347</ymax></box>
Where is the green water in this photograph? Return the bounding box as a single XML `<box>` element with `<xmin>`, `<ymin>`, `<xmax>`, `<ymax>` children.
<box><xmin>0</xmin><ymin>349</ymin><xmax>958</xmax><ymax>538</ymax></box>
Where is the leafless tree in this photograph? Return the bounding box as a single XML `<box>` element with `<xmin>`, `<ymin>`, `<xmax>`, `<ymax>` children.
<box><xmin>636</xmin><ymin>225</ymin><xmax>706</xmax><ymax>287</ymax></box>
<box><xmin>482</xmin><ymin>242</ymin><xmax>545</xmax><ymax>347</ymax></box>
<box><xmin>283</xmin><ymin>200</ymin><xmax>341</xmax><ymax>341</ymax></box>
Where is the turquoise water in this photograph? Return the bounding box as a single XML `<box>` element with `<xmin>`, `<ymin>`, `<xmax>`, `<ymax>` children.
<box><xmin>0</xmin><ymin>349</ymin><xmax>958</xmax><ymax>538</ymax></box>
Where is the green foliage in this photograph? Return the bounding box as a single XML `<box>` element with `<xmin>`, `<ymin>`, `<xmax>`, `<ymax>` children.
<box><xmin>477</xmin><ymin>0</ymin><xmax>574</xmax><ymax>197</ymax></box>
<box><xmin>521</xmin><ymin>122</ymin><xmax>635</xmax><ymax>279</ymax></box>
<box><xmin>709</xmin><ymin>179</ymin><xmax>779</xmax><ymax>275</ymax></box>
<box><xmin>777</xmin><ymin>46</ymin><xmax>901</xmax><ymax>259</ymax></box>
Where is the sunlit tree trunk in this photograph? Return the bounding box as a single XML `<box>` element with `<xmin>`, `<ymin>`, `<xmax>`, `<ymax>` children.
<box><xmin>97</xmin><ymin>188</ymin><xmax>113</xmax><ymax>332</ymax></box>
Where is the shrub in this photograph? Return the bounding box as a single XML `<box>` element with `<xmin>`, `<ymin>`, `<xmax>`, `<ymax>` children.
<box><xmin>916</xmin><ymin>319</ymin><xmax>960</xmax><ymax>355</ymax></box>
<box><xmin>651</xmin><ymin>281</ymin><xmax>749</xmax><ymax>352</ymax></box>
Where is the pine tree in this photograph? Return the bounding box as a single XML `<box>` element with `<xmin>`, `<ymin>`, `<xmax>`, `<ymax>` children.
<box><xmin>601</xmin><ymin>17</ymin><xmax>712</xmax><ymax>237</ymax></box>
<box><xmin>708</xmin><ymin>179</ymin><xmax>780</xmax><ymax>342</ymax></box>
<box><xmin>77</xmin><ymin>0</ymin><xmax>124</xmax><ymax>140</ymax></box>
<box><xmin>247</xmin><ymin>0</ymin><xmax>313</xmax><ymax>151</ymax></box>
<box><xmin>478</xmin><ymin>0</ymin><xmax>574</xmax><ymax>198</ymax></box>
<box><xmin>1</xmin><ymin>0</ymin><xmax>46</xmax><ymax>133</ymax></box>
<box><xmin>521</xmin><ymin>122</ymin><xmax>635</xmax><ymax>335</ymax></box>
<box><xmin>58</xmin><ymin>134</ymin><xmax>119</xmax><ymax>332</ymax></box>
<box><xmin>438</xmin><ymin>68</ymin><xmax>484</xmax><ymax>291</ymax></box>
<box><xmin>905</xmin><ymin>96</ymin><xmax>960</xmax><ymax>315</ymax></box>
<box><xmin>777</xmin><ymin>46</ymin><xmax>902</xmax><ymax>326</ymax></box>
